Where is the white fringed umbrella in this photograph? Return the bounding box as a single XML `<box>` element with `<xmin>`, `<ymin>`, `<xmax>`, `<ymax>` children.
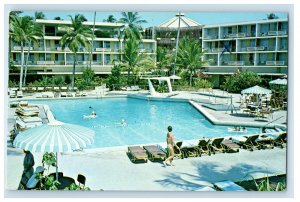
<box><xmin>269</xmin><ymin>78</ymin><xmax>287</xmax><ymax>85</ymax></box>
<box><xmin>241</xmin><ymin>85</ymin><xmax>272</xmax><ymax>95</ymax></box>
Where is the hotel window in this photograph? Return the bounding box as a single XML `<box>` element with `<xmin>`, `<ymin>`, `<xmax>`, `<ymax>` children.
<box><xmin>39</xmin><ymin>53</ymin><xmax>45</xmax><ymax>61</ymax></box>
<box><xmin>104</xmin><ymin>41</ymin><xmax>110</xmax><ymax>48</ymax></box>
<box><xmin>105</xmin><ymin>54</ymin><xmax>110</xmax><ymax>63</ymax></box>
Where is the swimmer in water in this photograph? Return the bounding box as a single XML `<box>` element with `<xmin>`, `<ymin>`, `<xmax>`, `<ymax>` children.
<box><xmin>83</xmin><ymin>111</ymin><xmax>97</xmax><ymax>119</ymax></box>
<box><xmin>121</xmin><ymin>118</ymin><xmax>127</xmax><ymax>127</ymax></box>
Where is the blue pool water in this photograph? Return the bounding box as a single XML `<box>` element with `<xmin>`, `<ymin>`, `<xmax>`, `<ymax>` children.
<box><xmin>31</xmin><ymin>98</ymin><xmax>260</xmax><ymax>149</ymax></box>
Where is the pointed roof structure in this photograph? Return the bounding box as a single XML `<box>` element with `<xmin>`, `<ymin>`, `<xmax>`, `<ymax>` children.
<box><xmin>158</xmin><ymin>13</ymin><xmax>202</xmax><ymax>29</ymax></box>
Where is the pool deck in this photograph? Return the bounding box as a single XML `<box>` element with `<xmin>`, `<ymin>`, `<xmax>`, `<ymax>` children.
<box><xmin>5</xmin><ymin>90</ymin><xmax>288</xmax><ymax>191</ymax></box>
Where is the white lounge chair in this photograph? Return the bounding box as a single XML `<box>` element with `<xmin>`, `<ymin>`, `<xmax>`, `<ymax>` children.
<box><xmin>214</xmin><ymin>180</ymin><xmax>246</xmax><ymax>191</ymax></box>
<box><xmin>9</xmin><ymin>90</ymin><xmax>16</xmax><ymax>98</ymax></box>
<box><xmin>60</xmin><ymin>92</ymin><xmax>67</xmax><ymax>97</ymax></box>
<box><xmin>17</xmin><ymin>91</ymin><xmax>23</xmax><ymax>98</ymax></box>
<box><xmin>35</xmin><ymin>93</ymin><xmax>43</xmax><ymax>98</ymax></box>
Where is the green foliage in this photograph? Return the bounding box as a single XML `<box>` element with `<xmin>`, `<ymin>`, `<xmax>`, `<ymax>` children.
<box><xmin>253</xmin><ymin>177</ymin><xmax>286</xmax><ymax>191</ymax></box>
<box><xmin>53</xmin><ymin>76</ymin><xmax>66</xmax><ymax>86</ymax></box>
<box><xmin>76</xmin><ymin>67</ymin><xmax>96</xmax><ymax>90</ymax></box>
<box><xmin>107</xmin><ymin>64</ymin><xmax>126</xmax><ymax>90</ymax></box>
<box><xmin>222</xmin><ymin>71</ymin><xmax>262</xmax><ymax>93</ymax></box>
<box><xmin>42</xmin><ymin>152</ymin><xmax>56</xmax><ymax>168</ymax></box>
<box><xmin>194</xmin><ymin>78</ymin><xmax>213</xmax><ymax>89</ymax></box>
<box><xmin>177</xmin><ymin>37</ymin><xmax>207</xmax><ymax>86</ymax></box>
<box><xmin>64</xmin><ymin>183</ymin><xmax>91</xmax><ymax>191</ymax></box>
<box><xmin>157</xmin><ymin>83</ymin><xmax>168</xmax><ymax>93</ymax></box>
<box><xmin>8</xmin><ymin>80</ymin><xmax>18</xmax><ymax>88</ymax></box>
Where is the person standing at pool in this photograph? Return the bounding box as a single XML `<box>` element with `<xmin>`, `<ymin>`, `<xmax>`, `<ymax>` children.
<box><xmin>163</xmin><ymin>126</ymin><xmax>179</xmax><ymax>166</ymax></box>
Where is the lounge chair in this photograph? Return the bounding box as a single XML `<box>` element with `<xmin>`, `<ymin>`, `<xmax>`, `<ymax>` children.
<box><xmin>9</xmin><ymin>90</ymin><xmax>16</xmax><ymax>98</ymax></box>
<box><xmin>35</xmin><ymin>93</ymin><xmax>43</xmax><ymax>98</ymax></box>
<box><xmin>179</xmin><ymin>140</ymin><xmax>199</xmax><ymax>158</ymax></box>
<box><xmin>260</xmin><ymin>132</ymin><xmax>287</xmax><ymax>148</ymax></box>
<box><xmin>17</xmin><ymin>91</ymin><xmax>23</xmax><ymax>98</ymax></box>
<box><xmin>156</xmin><ymin>142</ymin><xmax>183</xmax><ymax>159</ymax></box>
<box><xmin>60</xmin><ymin>92</ymin><xmax>67</xmax><ymax>97</ymax></box>
<box><xmin>214</xmin><ymin>180</ymin><xmax>246</xmax><ymax>191</ymax></box>
<box><xmin>15</xmin><ymin>109</ymin><xmax>39</xmax><ymax>117</ymax></box>
<box><xmin>197</xmin><ymin>139</ymin><xmax>213</xmax><ymax>156</ymax></box>
<box><xmin>127</xmin><ymin>146</ymin><xmax>148</xmax><ymax>163</ymax></box>
<box><xmin>16</xmin><ymin>117</ymin><xmax>42</xmax><ymax>131</ymax></box>
<box><xmin>209</xmin><ymin>137</ymin><xmax>225</xmax><ymax>154</ymax></box>
<box><xmin>221</xmin><ymin>139</ymin><xmax>240</xmax><ymax>153</ymax></box>
<box><xmin>233</xmin><ymin>134</ymin><xmax>262</xmax><ymax>151</ymax></box>
<box><xmin>143</xmin><ymin>145</ymin><xmax>166</xmax><ymax>161</ymax></box>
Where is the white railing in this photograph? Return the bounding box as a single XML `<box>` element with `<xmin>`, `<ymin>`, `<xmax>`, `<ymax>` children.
<box><xmin>227</xmin><ymin>61</ymin><xmax>245</xmax><ymax>66</ymax></box>
<box><xmin>267</xmin><ymin>31</ymin><xmax>278</xmax><ymax>36</ymax></box>
<box><xmin>278</xmin><ymin>30</ymin><xmax>287</xmax><ymax>35</ymax></box>
<box><xmin>56</xmin><ymin>47</ymin><xmax>62</xmax><ymax>51</ymax></box>
<box><xmin>247</xmin><ymin>46</ymin><xmax>265</xmax><ymax>51</ymax></box>
<box><xmin>267</xmin><ymin>31</ymin><xmax>287</xmax><ymax>36</ymax></box>
<box><xmin>212</xmin><ymin>48</ymin><xmax>224</xmax><ymax>52</ymax></box>
<box><xmin>95</xmin><ymin>48</ymin><xmax>105</xmax><ymax>52</ymax></box>
<box><xmin>37</xmin><ymin>61</ymin><xmax>55</xmax><ymax>65</ymax></box>
<box><xmin>13</xmin><ymin>46</ymin><xmax>33</xmax><ymax>51</ymax></box>
<box><xmin>266</xmin><ymin>61</ymin><xmax>285</xmax><ymax>65</ymax></box>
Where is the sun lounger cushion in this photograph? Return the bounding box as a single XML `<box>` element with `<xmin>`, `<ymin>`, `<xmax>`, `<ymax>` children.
<box><xmin>128</xmin><ymin>146</ymin><xmax>148</xmax><ymax>163</ymax></box>
<box><xmin>143</xmin><ymin>145</ymin><xmax>166</xmax><ymax>161</ymax></box>
<box><xmin>214</xmin><ymin>180</ymin><xmax>246</xmax><ymax>191</ymax></box>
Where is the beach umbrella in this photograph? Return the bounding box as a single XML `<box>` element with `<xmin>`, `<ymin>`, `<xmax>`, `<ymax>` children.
<box><xmin>269</xmin><ymin>78</ymin><xmax>287</xmax><ymax>85</ymax></box>
<box><xmin>241</xmin><ymin>85</ymin><xmax>272</xmax><ymax>95</ymax></box>
<box><xmin>13</xmin><ymin>120</ymin><xmax>95</xmax><ymax>180</ymax></box>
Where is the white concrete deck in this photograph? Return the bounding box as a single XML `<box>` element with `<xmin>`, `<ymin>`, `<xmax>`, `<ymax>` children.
<box><xmin>6</xmin><ymin>90</ymin><xmax>288</xmax><ymax>191</ymax></box>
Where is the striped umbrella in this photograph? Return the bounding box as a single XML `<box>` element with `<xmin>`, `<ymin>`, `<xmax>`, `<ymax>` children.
<box><xmin>269</xmin><ymin>78</ymin><xmax>287</xmax><ymax>85</ymax></box>
<box><xmin>13</xmin><ymin>120</ymin><xmax>95</xmax><ymax>180</ymax></box>
<box><xmin>241</xmin><ymin>85</ymin><xmax>272</xmax><ymax>95</ymax></box>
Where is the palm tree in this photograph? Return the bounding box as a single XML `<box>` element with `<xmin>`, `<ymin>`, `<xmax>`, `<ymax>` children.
<box><xmin>156</xmin><ymin>47</ymin><xmax>172</xmax><ymax>76</ymax></box>
<box><xmin>89</xmin><ymin>12</ymin><xmax>96</xmax><ymax>68</ymax></box>
<box><xmin>34</xmin><ymin>11</ymin><xmax>46</xmax><ymax>19</ymax></box>
<box><xmin>9</xmin><ymin>12</ymin><xmax>22</xmax><ymax>71</ymax></box>
<box><xmin>177</xmin><ymin>37</ymin><xmax>208</xmax><ymax>86</ymax></box>
<box><xmin>23</xmin><ymin>18</ymin><xmax>43</xmax><ymax>85</ymax></box>
<box><xmin>267</xmin><ymin>13</ymin><xmax>279</xmax><ymax>19</ymax></box>
<box><xmin>10</xmin><ymin>16</ymin><xmax>39</xmax><ymax>89</ymax></box>
<box><xmin>118</xmin><ymin>12</ymin><xmax>147</xmax><ymax>41</ymax></box>
<box><xmin>60</xmin><ymin>14</ymin><xmax>92</xmax><ymax>90</ymax></box>
<box><xmin>103</xmin><ymin>15</ymin><xmax>117</xmax><ymax>23</ymax></box>
<box><xmin>122</xmin><ymin>35</ymin><xmax>147</xmax><ymax>84</ymax></box>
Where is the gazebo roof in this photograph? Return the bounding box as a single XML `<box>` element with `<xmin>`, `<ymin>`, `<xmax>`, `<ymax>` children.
<box><xmin>158</xmin><ymin>13</ymin><xmax>202</xmax><ymax>29</ymax></box>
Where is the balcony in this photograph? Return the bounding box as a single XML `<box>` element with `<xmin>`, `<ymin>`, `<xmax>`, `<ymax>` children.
<box><xmin>228</xmin><ymin>33</ymin><xmax>246</xmax><ymax>38</ymax></box>
<box><xmin>265</xmin><ymin>61</ymin><xmax>285</xmax><ymax>66</ymax></box>
<box><xmin>212</xmin><ymin>48</ymin><xmax>224</xmax><ymax>53</ymax></box>
<box><xmin>227</xmin><ymin>61</ymin><xmax>245</xmax><ymax>66</ymax></box>
<box><xmin>203</xmin><ymin>35</ymin><xmax>219</xmax><ymax>40</ymax></box>
<box><xmin>277</xmin><ymin>45</ymin><xmax>288</xmax><ymax>51</ymax></box>
<box><xmin>246</xmin><ymin>46</ymin><xmax>265</xmax><ymax>51</ymax></box>
<box><xmin>13</xmin><ymin>46</ymin><xmax>33</xmax><ymax>51</ymax></box>
<box><xmin>95</xmin><ymin>48</ymin><xmax>112</xmax><ymax>52</ymax></box>
<box><xmin>36</xmin><ymin>61</ymin><xmax>55</xmax><ymax>65</ymax></box>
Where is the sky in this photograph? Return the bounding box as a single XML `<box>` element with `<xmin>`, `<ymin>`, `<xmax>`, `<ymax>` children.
<box><xmin>20</xmin><ymin>11</ymin><xmax>288</xmax><ymax>28</ymax></box>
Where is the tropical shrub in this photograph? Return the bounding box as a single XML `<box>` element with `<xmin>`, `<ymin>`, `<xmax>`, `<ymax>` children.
<box><xmin>253</xmin><ymin>177</ymin><xmax>286</xmax><ymax>191</ymax></box>
<box><xmin>222</xmin><ymin>71</ymin><xmax>262</xmax><ymax>93</ymax></box>
<box><xmin>64</xmin><ymin>183</ymin><xmax>91</xmax><ymax>191</ymax></box>
<box><xmin>194</xmin><ymin>78</ymin><xmax>213</xmax><ymax>89</ymax></box>
<box><xmin>53</xmin><ymin>76</ymin><xmax>66</xmax><ymax>86</ymax></box>
<box><xmin>107</xmin><ymin>64</ymin><xmax>126</xmax><ymax>90</ymax></box>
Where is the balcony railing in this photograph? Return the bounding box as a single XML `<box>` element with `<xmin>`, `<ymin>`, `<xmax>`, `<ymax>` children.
<box><xmin>246</xmin><ymin>46</ymin><xmax>265</xmax><ymax>51</ymax></box>
<box><xmin>13</xmin><ymin>46</ymin><xmax>33</xmax><ymax>51</ymax></box>
<box><xmin>37</xmin><ymin>61</ymin><xmax>55</xmax><ymax>65</ymax></box>
<box><xmin>266</xmin><ymin>61</ymin><xmax>285</xmax><ymax>66</ymax></box>
<box><xmin>227</xmin><ymin>61</ymin><xmax>245</xmax><ymax>66</ymax></box>
<box><xmin>203</xmin><ymin>35</ymin><xmax>219</xmax><ymax>40</ymax></box>
<box><xmin>212</xmin><ymin>48</ymin><xmax>224</xmax><ymax>53</ymax></box>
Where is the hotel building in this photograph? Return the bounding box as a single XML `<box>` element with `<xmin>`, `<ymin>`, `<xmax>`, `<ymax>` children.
<box><xmin>10</xmin><ymin>19</ymin><xmax>156</xmax><ymax>80</ymax></box>
<box><xmin>202</xmin><ymin>18</ymin><xmax>288</xmax><ymax>86</ymax></box>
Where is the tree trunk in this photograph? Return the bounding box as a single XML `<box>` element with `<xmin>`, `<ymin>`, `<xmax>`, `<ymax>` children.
<box><xmin>189</xmin><ymin>73</ymin><xmax>193</xmax><ymax>87</ymax></box>
<box><xmin>72</xmin><ymin>53</ymin><xmax>77</xmax><ymax>90</ymax></box>
<box><xmin>23</xmin><ymin>40</ymin><xmax>32</xmax><ymax>86</ymax></box>
<box><xmin>127</xmin><ymin>68</ymin><xmax>130</xmax><ymax>84</ymax></box>
<box><xmin>19</xmin><ymin>42</ymin><xmax>24</xmax><ymax>90</ymax></box>
<box><xmin>89</xmin><ymin>11</ymin><xmax>96</xmax><ymax>68</ymax></box>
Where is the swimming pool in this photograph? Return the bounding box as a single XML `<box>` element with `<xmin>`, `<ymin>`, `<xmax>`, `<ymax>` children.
<box><xmin>31</xmin><ymin>98</ymin><xmax>260</xmax><ymax>149</ymax></box>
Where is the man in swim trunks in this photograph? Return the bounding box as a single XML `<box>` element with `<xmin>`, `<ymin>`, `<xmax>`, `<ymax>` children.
<box><xmin>163</xmin><ymin>126</ymin><xmax>179</xmax><ymax>166</ymax></box>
